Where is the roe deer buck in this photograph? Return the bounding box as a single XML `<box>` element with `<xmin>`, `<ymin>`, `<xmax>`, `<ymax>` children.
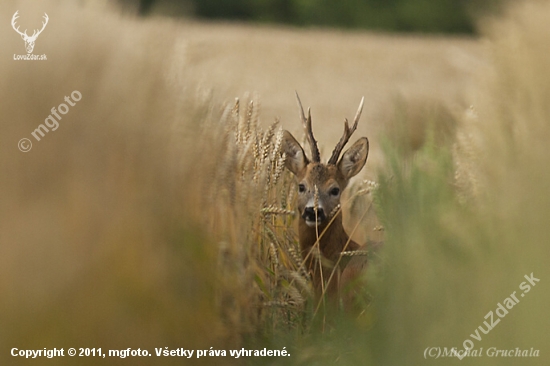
<box><xmin>283</xmin><ymin>93</ymin><xmax>371</xmax><ymax>305</ymax></box>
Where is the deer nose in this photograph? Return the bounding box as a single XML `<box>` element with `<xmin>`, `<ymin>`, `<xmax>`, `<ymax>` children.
<box><xmin>302</xmin><ymin>207</ymin><xmax>326</xmax><ymax>223</ymax></box>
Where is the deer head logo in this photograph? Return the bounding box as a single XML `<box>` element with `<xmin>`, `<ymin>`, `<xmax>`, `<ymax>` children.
<box><xmin>11</xmin><ymin>11</ymin><xmax>49</xmax><ymax>54</ymax></box>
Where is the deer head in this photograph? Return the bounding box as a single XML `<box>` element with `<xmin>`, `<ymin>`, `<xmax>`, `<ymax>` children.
<box><xmin>283</xmin><ymin>93</ymin><xmax>369</xmax><ymax>229</ymax></box>
<box><xmin>12</xmin><ymin>11</ymin><xmax>49</xmax><ymax>54</ymax></box>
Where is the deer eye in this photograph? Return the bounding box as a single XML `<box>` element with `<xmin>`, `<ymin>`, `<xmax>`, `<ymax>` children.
<box><xmin>298</xmin><ymin>184</ymin><xmax>306</xmax><ymax>193</ymax></box>
<box><xmin>329</xmin><ymin>187</ymin><xmax>340</xmax><ymax>196</ymax></box>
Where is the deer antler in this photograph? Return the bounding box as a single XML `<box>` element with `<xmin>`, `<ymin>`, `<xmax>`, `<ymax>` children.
<box><xmin>30</xmin><ymin>13</ymin><xmax>48</xmax><ymax>39</ymax></box>
<box><xmin>328</xmin><ymin>96</ymin><xmax>365</xmax><ymax>165</ymax></box>
<box><xmin>12</xmin><ymin>12</ymin><xmax>48</xmax><ymax>40</ymax></box>
<box><xmin>295</xmin><ymin>92</ymin><xmax>320</xmax><ymax>163</ymax></box>
<box><xmin>11</xmin><ymin>11</ymin><xmax>27</xmax><ymax>37</ymax></box>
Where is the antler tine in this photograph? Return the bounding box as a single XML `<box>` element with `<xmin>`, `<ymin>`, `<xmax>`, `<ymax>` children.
<box><xmin>11</xmin><ymin>11</ymin><xmax>27</xmax><ymax>37</ymax></box>
<box><xmin>328</xmin><ymin>96</ymin><xmax>365</xmax><ymax>164</ymax></box>
<box><xmin>11</xmin><ymin>10</ymin><xmax>19</xmax><ymax>24</ymax></box>
<box><xmin>295</xmin><ymin>91</ymin><xmax>320</xmax><ymax>162</ymax></box>
<box><xmin>34</xmin><ymin>13</ymin><xmax>49</xmax><ymax>38</ymax></box>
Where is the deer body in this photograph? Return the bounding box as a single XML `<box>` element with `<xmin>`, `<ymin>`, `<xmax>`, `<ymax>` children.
<box><xmin>283</xmin><ymin>93</ymin><xmax>370</xmax><ymax>303</ymax></box>
<box><xmin>299</xmin><ymin>208</ymin><xmax>365</xmax><ymax>298</ymax></box>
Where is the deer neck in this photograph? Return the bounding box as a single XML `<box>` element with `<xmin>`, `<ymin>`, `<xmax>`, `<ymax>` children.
<box><xmin>298</xmin><ymin>215</ymin><xmax>354</xmax><ymax>262</ymax></box>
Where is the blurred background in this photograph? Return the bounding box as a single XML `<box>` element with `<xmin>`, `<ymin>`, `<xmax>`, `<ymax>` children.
<box><xmin>1</xmin><ymin>0</ymin><xmax>549</xmax><ymax>365</ymax></box>
<box><xmin>116</xmin><ymin>0</ymin><xmax>500</xmax><ymax>34</ymax></box>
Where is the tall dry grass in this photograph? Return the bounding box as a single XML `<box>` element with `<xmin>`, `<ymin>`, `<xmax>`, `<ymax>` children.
<box><xmin>0</xmin><ymin>2</ymin><xmax>227</xmax><ymax>365</ymax></box>
<box><xmin>2</xmin><ymin>0</ymin><xmax>549</xmax><ymax>365</ymax></box>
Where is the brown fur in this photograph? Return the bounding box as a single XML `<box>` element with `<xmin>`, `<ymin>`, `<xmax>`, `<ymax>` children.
<box><xmin>299</xmin><ymin>212</ymin><xmax>363</xmax><ymax>298</ymax></box>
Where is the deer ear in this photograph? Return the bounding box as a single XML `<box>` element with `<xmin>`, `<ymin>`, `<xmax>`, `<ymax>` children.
<box><xmin>338</xmin><ymin>137</ymin><xmax>369</xmax><ymax>179</ymax></box>
<box><xmin>282</xmin><ymin>130</ymin><xmax>308</xmax><ymax>176</ymax></box>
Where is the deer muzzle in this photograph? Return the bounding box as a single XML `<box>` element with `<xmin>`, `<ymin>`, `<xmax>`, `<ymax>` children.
<box><xmin>302</xmin><ymin>207</ymin><xmax>327</xmax><ymax>227</ymax></box>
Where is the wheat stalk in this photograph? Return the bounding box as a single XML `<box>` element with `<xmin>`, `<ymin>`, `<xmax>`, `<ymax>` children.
<box><xmin>340</xmin><ymin>250</ymin><xmax>369</xmax><ymax>257</ymax></box>
<box><xmin>261</xmin><ymin>205</ymin><xmax>295</xmax><ymax>216</ymax></box>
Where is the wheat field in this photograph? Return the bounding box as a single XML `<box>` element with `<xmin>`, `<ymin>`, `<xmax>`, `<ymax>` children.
<box><xmin>1</xmin><ymin>0</ymin><xmax>549</xmax><ymax>365</ymax></box>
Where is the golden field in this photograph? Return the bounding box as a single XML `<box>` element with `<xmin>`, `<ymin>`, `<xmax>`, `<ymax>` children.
<box><xmin>0</xmin><ymin>0</ymin><xmax>549</xmax><ymax>365</ymax></box>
